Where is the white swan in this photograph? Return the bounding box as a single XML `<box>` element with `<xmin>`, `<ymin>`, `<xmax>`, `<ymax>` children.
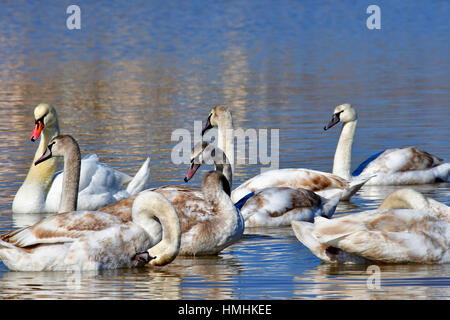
<box><xmin>200</xmin><ymin>106</ymin><xmax>372</xmax><ymax>201</ymax></box>
<box><xmin>185</xmin><ymin>142</ymin><xmax>341</xmax><ymax>227</ymax></box>
<box><xmin>324</xmin><ymin>103</ymin><xmax>450</xmax><ymax>185</ymax></box>
<box><xmin>0</xmin><ymin>135</ymin><xmax>181</xmax><ymax>271</ymax></box>
<box><xmin>12</xmin><ymin>103</ymin><xmax>151</xmax><ymax>214</ymax></box>
<box><xmin>291</xmin><ymin>189</ymin><xmax>450</xmax><ymax>264</ymax></box>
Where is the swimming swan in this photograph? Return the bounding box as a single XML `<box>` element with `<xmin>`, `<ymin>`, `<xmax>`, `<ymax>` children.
<box><xmin>100</xmin><ymin>149</ymin><xmax>244</xmax><ymax>255</ymax></box>
<box><xmin>291</xmin><ymin>188</ymin><xmax>450</xmax><ymax>264</ymax></box>
<box><xmin>200</xmin><ymin>106</ymin><xmax>372</xmax><ymax>201</ymax></box>
<box><xmin>12</xmin><ymin>103</ymin><xmax>151</xmax><ymax>214</ymax></box>
<box><xmin>324</xmin><ymin>103</ymin><xmax>450</xmax><ymax>185</ymax></box>
<box><xmin>0</xmin><ymin>135</ymin><xmax>181</xmax><ymax>271</ymax></box>
<box><xmin>185</xmin><ymin>142</ymin><xmax>341</xmax><ymax>227</ymax></box>
<box><xmin>102</xmin><ymin>173</ymin><xmax>244</xmax><ymax>256</ymax></box>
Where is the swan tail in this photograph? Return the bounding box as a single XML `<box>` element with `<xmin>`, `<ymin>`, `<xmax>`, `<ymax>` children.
<box><xmin>126</xmin><ymin>157</ymin><xmax>151</xmax><ymax>195</ymax></box>
<box><xmin>234</xmin><ymin>192</ymin><xmax>255</xmax><ymax>210</ymax></box>
<box><xmin>320</xmin><ymin>193</ymin><xmax>341</xmax><ymax>218</ymax></box>
<box><xmin>0</xmin><ymin>240</ymin><xmax>26</xmax><ymax>265</ymax></box>
<box><xmin>341</xmin><ymin>174</ymin><xmax>376</xmax><ymax>200</ymax></box>
<box><xmin>291</xmin><ymin>221</ymin><xmax>332</xmax><ymax>263</ymax></box>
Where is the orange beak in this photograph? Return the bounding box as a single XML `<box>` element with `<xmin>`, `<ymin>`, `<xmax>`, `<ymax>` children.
<box><xmin>31</xmin><ymin>120</ymin><xmax>44</xmax><ymax>142</ymax></box>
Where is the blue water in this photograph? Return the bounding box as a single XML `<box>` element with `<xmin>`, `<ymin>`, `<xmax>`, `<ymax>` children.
<box><xmin>0</xmin><ymin>1</ymin><xmax>448</xmax><ymax>299</ymax></box>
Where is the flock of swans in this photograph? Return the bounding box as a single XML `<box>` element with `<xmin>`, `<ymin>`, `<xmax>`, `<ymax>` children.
<box><xmin>0</xmin><ymin>103</ymin><xmax>449</xmax><ymax>271</ymax></box>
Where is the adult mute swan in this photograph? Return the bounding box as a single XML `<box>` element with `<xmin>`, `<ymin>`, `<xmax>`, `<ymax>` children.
<box><xmin>291</xmin><ymin>189</ymin><xmax>450</xmax><ymax>264</ymax></box>
<box><xmin>0</xmin><ymin>135</ymin><xmax>181</xmax><ymax>271</ymax></box>
<box><xmin>324</xmin><ymin>103</ymin><xmax>450</xmax><ymax>185</ymax></box>
<box><xmin>12</xmin><ymin>103</ymin><xmax>151</xmax><ymax>214</ymax></box>
<box><xmin>200</xmin><ymin>106</ymin><xmax>372</xmax><ymax>201</ymax></box>
<box><xmin>185</xmin><ymin>142</ymin><xmax>341</xmax><ymax>227</ymax></box>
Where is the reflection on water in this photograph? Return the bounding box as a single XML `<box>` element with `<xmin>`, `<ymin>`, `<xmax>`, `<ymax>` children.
<box><xmin>0</xmin><ymin>1</ymin><xmax>449</xmax><ymax>299</ymax></box>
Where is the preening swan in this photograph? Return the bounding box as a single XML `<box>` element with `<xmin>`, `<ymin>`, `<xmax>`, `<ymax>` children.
<box><xmin>291</xmin><ymin>189</ymin><xmax>450</xmax><ymax>264</ymax></box>
<box><xmin>185</xmin><ymin>142</ymin><xmax>341</xmax><ymax>227</ymax></box>
<box><xmin>98</xmin><ymin>142</ymin><xmax>244</xmax><ymax>255</ymax></box>
<box><xmin>201</xmin><ymin>106</ymin><xmax>372</xmax><ymax>201</ymax></box>
<box><xmin>102</xmin><ymin>171</ymin><xmax>244</xmax><ymax>255</ymax></box>
<box><xmin>324</xmin><ymin>103</ymin><xmax>450</xmax><ymax>184</ymax></box>
<box><xmin>12</xmin><ymin>103</ymin><xmax>151</xmax><ymax>214</ymax></box>
<box><xmin>0</xmin><ymin>136</ymin><xmax>181</xmax><ymax>271</ymax></box>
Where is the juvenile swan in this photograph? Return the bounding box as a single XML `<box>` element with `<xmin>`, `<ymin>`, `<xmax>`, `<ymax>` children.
<box><xmin>0</xmin><ymin>136</ymin><xmax>181</xmax><ymax>271</ymax></box>
<box><xmin>291</xmin><ymin>189</ymin><xmax>450</xmax><ymax>264</ymax></box>
<box><xmin>185</xmin><ymin>142</ymin><xmax>341</xmax><ymax>227</ymax></box>
<box><xmin>324</xmin><ymin>103</ymin><xmax>450</xmax><ymax>184</ymax></box>
<box><xmin>12</xmin><ymin>103</ymin><xmax>151</xmax><ymax>214</ymax></box>
<box><xmin>201</xmin><ymin>106</ymin><xmax>372</xmax><ymax>201</ymax></box>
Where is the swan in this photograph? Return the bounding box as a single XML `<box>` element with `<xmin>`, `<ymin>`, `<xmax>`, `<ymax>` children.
<box><xmin>12</xmin><ymin>103</ymin><xmax>151</xmax><ymax>214</ymax></box>
<box><xmin>101</xmin><ymin>173</ymin><xmax>244</xmax><ymax>256</ymax></box>
<box><xmin>51</xmin><ymin>141</ymin><xmax>244</xmax><ymax>255</ymax></box>
<box><xmin>201</xmin><ymin>106</ymin><xmax>373</xmax><ymax>201</ymax></box>
<box><xmin>324</xmin><ymin>103</ymin><xmax>450</xmax><ymax>185</ymax></box>
<box><xmin>185</xmin><ymin>142</ymin><xmax>341</xmax><ymax>227</ymax></box>
<box><xmin>291</xmin><ymin>189</ymin><xmax>450</xmax><ymax>264</ymax></box>
<box><xmin>0</xmin><ymin>135</ymin><xmax>181</xmax><ymax>271</ymax></box>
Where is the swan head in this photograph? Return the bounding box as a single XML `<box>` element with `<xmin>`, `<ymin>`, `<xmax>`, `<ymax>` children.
<box><xmin>31</xmin><ymin>103</ymin><xmax>59</xmax><ymax>142</ymax></box>
<box><xmin>184</xmin><ymin>141</ymin><xmax>217</xmax><ymax>182</ymax></box>
<box><xmin>324</xmin><ymin>103</ymin><xmax>357</xmax><ymax>130</ymax></box>
<box><xmin>201</xmin><ymin>105</ymin><xmax>232</xmax><ymax>135</ymax></box>
<box><xmin>201</xmin><ymin>171</ymin><xmax>231</xmax><ymax>200</ymax></box>
<box><xmin>34</xmin><ymin>135</ymin><xmax>80</xmax><ymax>166</ymax></box>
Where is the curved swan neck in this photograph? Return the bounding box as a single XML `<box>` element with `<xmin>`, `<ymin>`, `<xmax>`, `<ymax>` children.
<box><xmin>58</xmin><ymin>139</ymin><xmax>81</xmax><ymax>213</ymax></box>
<box><xmin>332</xmin><ymin>119</ymin><xmax>357</xmax><ymax>180</ymax></box>
<box><xmin>133</xmin><ymin>191</ymin><xmax>181</xmax><ymax>266</ymax></box>
<box><xmin>378</xmin><ymin>189</ymin><xmax>429</xmax><ymax>211</ymax></box>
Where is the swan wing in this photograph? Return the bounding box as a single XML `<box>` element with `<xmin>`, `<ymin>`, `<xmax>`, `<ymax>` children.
<box><xmin>241</xmin><ymin>187</ymin><xmax>322</xmax><ymax>221</ymax></box>
<box><xmin>1</xmin><ymin>211</ymin><xmax>122</xmax><ymax>248</ymax></box>
<box><xmin>231</xmin><ymin>168</ymin><xmax>348</xmax><ymax>202</ymax></box>
<box><xmin>155</xmin><ymin>187</ymin><xmax>214</xmax><ymax>233</ymax></box>
<box><xmin>357</xmin><ymin>147</ymin><xmax>443</xmax><ymax>176</ymax></box>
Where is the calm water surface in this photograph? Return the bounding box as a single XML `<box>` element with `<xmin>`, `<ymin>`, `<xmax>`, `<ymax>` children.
<box><xmin>0</xmin><ymin>1</ymin><xmax>449</xmax><ymax>299</ymax></box>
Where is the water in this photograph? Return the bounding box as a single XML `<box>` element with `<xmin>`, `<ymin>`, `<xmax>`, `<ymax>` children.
<box><xmin>0</xmin><ymin>1</ymin><xmax>449</xmax><ymax>300</ymax></box>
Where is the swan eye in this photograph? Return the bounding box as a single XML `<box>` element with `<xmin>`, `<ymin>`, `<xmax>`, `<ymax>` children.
<box><xmin>35</xmin><ymin>111</ymin><xmax>48</xmax><ymax>125</ymax></box>
<box><xmin>48</xmin><ymin>141</ymin><xmax>56</xmax><ymax>150</ymax></box>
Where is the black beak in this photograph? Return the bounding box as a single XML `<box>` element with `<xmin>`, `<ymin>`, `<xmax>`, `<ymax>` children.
<box><xmin>133</xmin><ymin>251</ymin><xmax>155</xmax><ymax>263</ymax></box>
<box><xmin>324</xmin><ymin>113</ymin><xmax>341</xmax><ymax>131</ymax></box>
<box><xmin>184</xmin><ymin>162</ymin><xmax>201</xmax><ymax>182</ymax></box>
<box><xmin>34</xmin><ymin>146</ymin><xmax>53</xmax><ymax>166</ymax></box>
<box><xmin>201</xmin><ymin>114</ymin><xmax>213</xmax><ymax>136</ymax></box>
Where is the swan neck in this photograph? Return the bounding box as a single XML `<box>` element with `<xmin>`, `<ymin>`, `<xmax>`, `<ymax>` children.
<box><xmin>24</xmin><ymin>124</ymin><xmax>60</xmax><ymax>186</ymax></box>
<box><xmin>58</xmin><ymin>142</ymin><xmax>81</xmax><ymax>213</ymax></box>
<box><xmin>217</xmin><ymin>117</ymin><xmax>235</xmax><ymax>174</ymax></box>
<box><xmin>332</xmin><ymin>120</ymin><xmax>357</xmax><ymax>180</ymax></box>
<box><xmin>135</xmin><ymin>193</ymin><xmax>181</xmax><ymax>266</ymax></box>
<box><xmin>213</xmin><ymin>148</ymin><xmax>233</xmax><ymax>188</ymax></box>
<box><xmin>202</xmin><ymin>179</ymin><xmax>237</xmax><ymax>224</ymax></box>
<box><xmin>378</xmin><ymin>189</ymin><xmax>429</xmax><ymax>211</ymax></box>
